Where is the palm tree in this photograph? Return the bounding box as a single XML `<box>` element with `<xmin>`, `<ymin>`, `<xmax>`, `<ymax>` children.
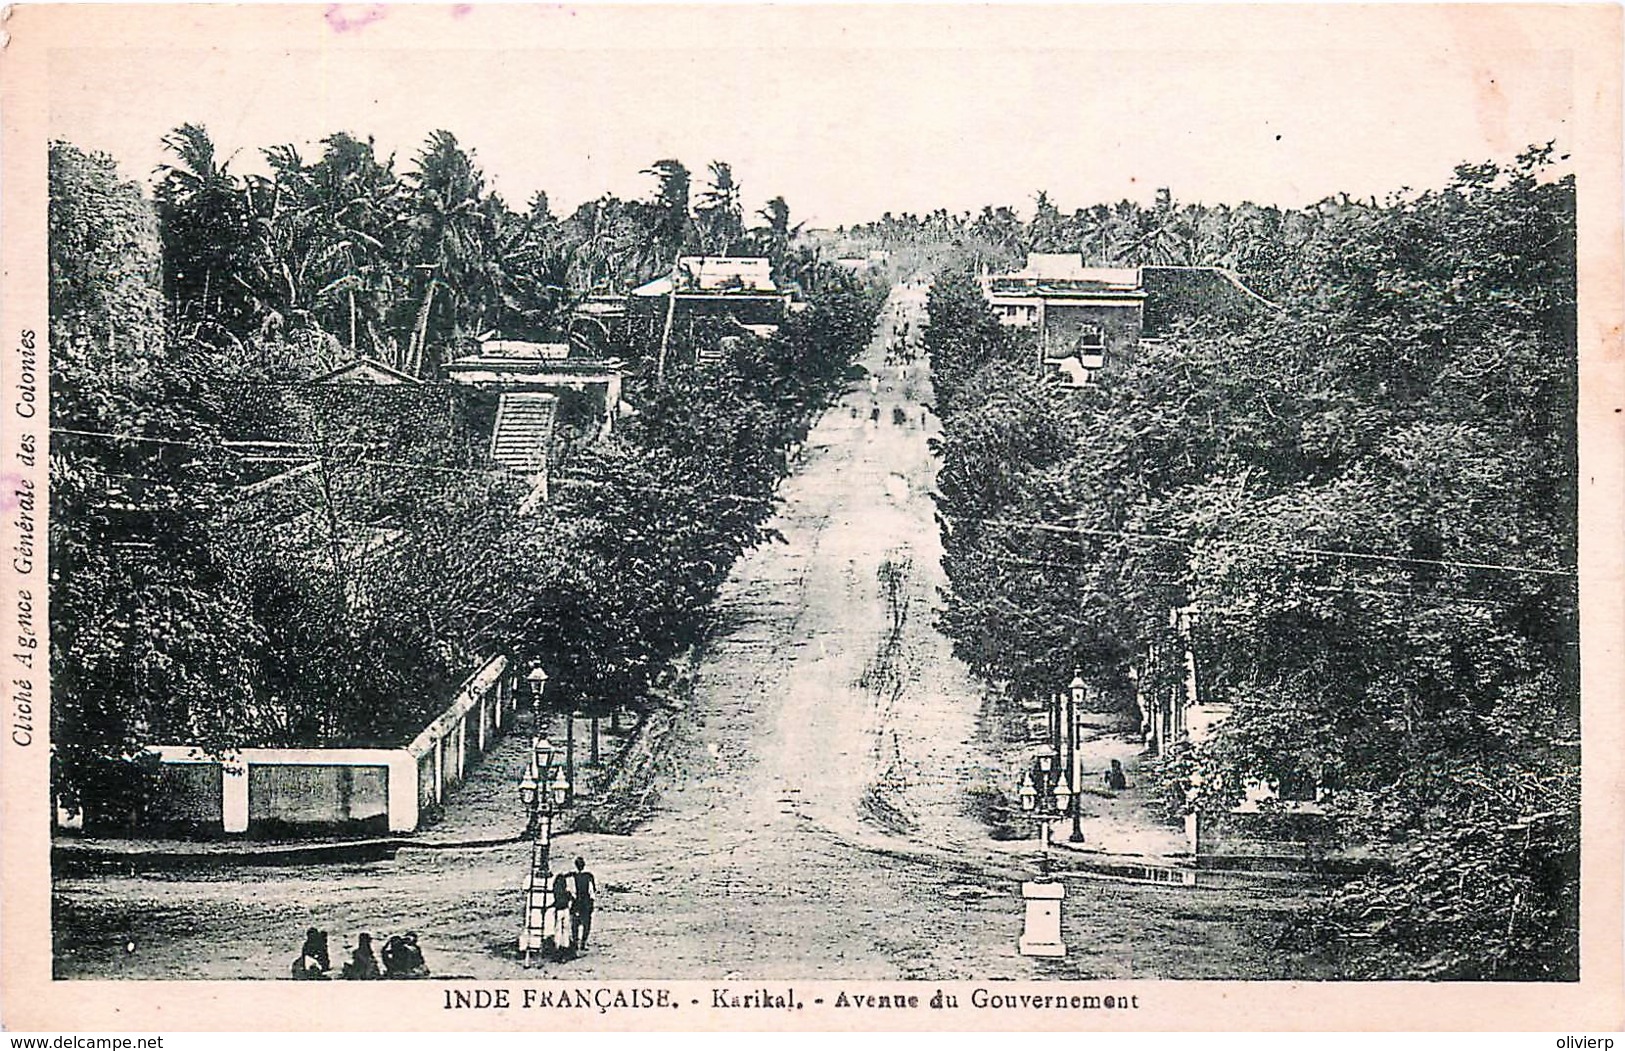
<box><xmin>240</xmin><ymin>144</ymin><xmax>324</xmax><ymax>338</ymax></box>
<box><xmin>402</xmin><ymin>131</ymin><xmax>493</xmax><ymax>375</ymax></box>
<box><xmin>695</xmin><ymin>160</ymin><xmax>744</xmax><ymax>254</ymax></box>
<box><xmin>750</xmin><ymin>195</ymin><xmax>799</xmax><ymax>269</ymax></box>
<box><xmin>306</xmin><ymin>133</ymin><xmax>406</xmax><ymax>357</ymax></box>
<box><xmin>154</xmin><ymin>123</ymin><xmax>257</xmax><ymax>340</ymax></box>
<box><xmin>563</xmin><ymin>194</ymin><xmax>659</xmax><ymax>293</ymax></box>
<box><xmin>1133</xmin><ymin>188</ymin><xmax>1199</xmax><ymax>266</ymax></box>
<box><xmin>1028</xmin><ymin>190</ymin><xmax>1064</xmax><ymax>252</ymax></box>
<box><xmin>472</xmin><ymin>194</ymin><xmax>573</xmax><ymax>341</ymax></box>
<box><xmin>640</xmin><ymin>158</ymin><xmax>693</xmax><ymax>265</ymax></box>
<box><xmin>970</xmin><ymin>205</ymin><xmax>1023</xmax><ymax>255</ymax></box>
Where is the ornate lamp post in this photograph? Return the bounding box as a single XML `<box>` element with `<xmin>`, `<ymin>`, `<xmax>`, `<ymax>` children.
<box><xmin>1016</xmin><ymin>764</ymin><xmax>1067</xmax><ymax>957</ymax></box>
<box><xmin>1013</xmin><ymin>670</ymin><xmax>1093</xmax><ymax>959</ymax></box>
<box><xmin>1054</xmin><ymin>771</ymin><xmax>1073</xmax><ymax>833</ymax></box>
<box><xmin>1019</xmin><ymin>770</ymin><xmax>1040</xmax><ymax>845</ymax></box>
<box><xmin>518</xmin><ymin>735</ymin><xmax>570</xmax><ymax>966</ymax></box>
<box><xmin>1066</xmin><ymin>670</ymin><xmax>1086</xmax><ymax>844</ymax></box>
<box><xmin>527</xmin><ymin>663</ymin><xmax>574</xmax><ymax>805</ymax></box>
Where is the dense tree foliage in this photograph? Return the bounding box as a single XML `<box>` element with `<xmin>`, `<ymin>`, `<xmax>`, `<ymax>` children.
<box><xmin>148</xmin><ymin>126</ymin><xmax>807</xmax><ymax>379</ymax></box>
<box><xmin>53</xmin><ymin>120</ymin><xmax>1581</xmax><ymax>979</ymax></box>
<box><xmin>50</xmin><ymin>135</ymin><xmax>879</xmax><ymax>815</ymax></box>
<box><xmin>924</xmin><ymin>146</ymin><xmax>1578</xmax><ymax>979</ymax></box>
<box><xmin>49</xmin><ymin>144</ymin><xmax>265</xmax><ymax>819</ymax></box>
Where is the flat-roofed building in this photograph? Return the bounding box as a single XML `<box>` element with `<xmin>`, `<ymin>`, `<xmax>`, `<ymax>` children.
<box><xmin>982</xmin><ymin>254</ymin><xmax>1275</xmax><ymax>384</ymax></box>
<box><xmin>628</xmin><ymin>256</ymin><xmax>793</xmax><ymax>344</ymax></box>
<box><xmin>444</xmin><ymin>338</ymin><xmax>626</xmax><ymax>440</ymax></box>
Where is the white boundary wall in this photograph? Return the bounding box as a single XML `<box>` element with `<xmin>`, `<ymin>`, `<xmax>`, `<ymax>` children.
<box><xmin>139</xmin><ymin>655</ymin><xmax>515</xmax><ymax>835</ymax></box>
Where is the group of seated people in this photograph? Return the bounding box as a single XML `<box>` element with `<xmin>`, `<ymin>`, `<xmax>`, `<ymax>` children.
<box><xmin>291</xmin><ymin>927</ymin><xmax>430</xmax><ymax>980</ymax></box>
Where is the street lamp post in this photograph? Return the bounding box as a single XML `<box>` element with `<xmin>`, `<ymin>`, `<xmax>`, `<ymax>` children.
<box><xmin>518</xmin><ymin>735</ymin><xmax>571</xmax><ymax>966</ymax></box>
<box><xmin>565</xmin><ymin>711</ymin><xmax>575</xmax><ymax>806</ymax></box>
<box><xmin>1067</xmin><ymin>671</ymin><xmax>1086</xmax><ymax>844</ymax></box>
<box><xmin>1018</xmin><ymin>770</ymin><xmax>1042</xmax><ymax>858</ymax></box>
<box><xmin>1021</xmin><ymin>764</ymin><xmax>1074</xmax><ymax>852</ymax></box>
<box><xmin>1016</xmin><ymin>763</ymin><xmax>1068</xmax><ymax>958</ymax></box>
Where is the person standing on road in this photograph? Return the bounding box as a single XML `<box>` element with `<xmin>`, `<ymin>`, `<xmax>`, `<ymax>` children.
<box><xmin>550</xmin><ymin>871</ymin><xmax>574</xmax><ymax>961</ymax></box>
<box><xmin>570</xmin><ymin>856</ymin><xmax>597</xmax><ymax>952</ymax></box>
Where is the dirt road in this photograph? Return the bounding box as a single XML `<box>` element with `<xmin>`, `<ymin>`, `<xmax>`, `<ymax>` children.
<box><xmin>53</xmin><ymin>283</ymin><xmax>1339</xmax><ymax>982</ymax></box>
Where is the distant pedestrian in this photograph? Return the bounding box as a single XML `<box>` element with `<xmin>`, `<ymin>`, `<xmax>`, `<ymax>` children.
<box><xmin>550</xmin><ymin>871</ymin><xmax>574</xmax><ymax>961</ymax></box>
<box><xmin>570</xmin><ymin>856</ymin><xmax>597</xmax><ymax>952</ymax></box>
<box><xmin>341</xmin><ymin>933</ymin><xmax>382</xmax><ymax>980</ymax></box>
<box><xmin>1107</xmin><ymin>759</ymin><xmax>1128</xmax><ymax>791</ymax></box>
<box><xmin>291</xmin><ymin>927</ymin><xmax>330</xmax><ymax>980</ymax></box>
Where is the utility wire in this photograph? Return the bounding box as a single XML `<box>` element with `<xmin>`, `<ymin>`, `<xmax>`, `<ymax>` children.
<box><xmin>51</xmin><ymin>426</ymin><xmax>782</xmax><ymax>498</ymax></box>
<box><xmin>51</xmin><ymin>427</ymin><xmax>1579</xmax><ymax>579</ymax></box>
<box><xmin>965</xmin><ymin>514</ymin><xmax>1576</xmax><ymax>579</ymax></box>
<box><xmin>969</xmin><ymin>551</ymin><xmax>1555</xmax><ymax>608</ymax></box>
<box><xmin>50</xmin><ymin>426</ymin><xmax>202</xmax><ymax>448</ymax></box>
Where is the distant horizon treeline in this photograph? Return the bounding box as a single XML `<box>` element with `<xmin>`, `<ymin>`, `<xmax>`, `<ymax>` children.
<box><xmin>835</xmin><ymin>154</ymin><xmax>1574</xmax><ymax>303</ymax></box>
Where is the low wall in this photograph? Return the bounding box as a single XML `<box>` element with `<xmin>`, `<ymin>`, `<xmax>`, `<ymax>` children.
<box><xmin>147</xmin><ymin>746</ymin><xmax>418</xmax><ymax>835</ymax></box>
<box><xmin>404</xmin><ymin>654</ymin><xmax>517</xmax><ymax>818</ymax></box>
<box><xmin>121</xmin><ymin>654</ymin><xmax>518</xmax><ymax>837</ymax></box>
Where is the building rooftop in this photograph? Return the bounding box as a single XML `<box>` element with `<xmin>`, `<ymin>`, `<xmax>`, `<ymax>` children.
<box><xmin>447</xmin><ymin>338</ymin><xmax>623</xmax><ymax>379</ymax></box>
<box><xmin>985</xmin><ymin>254</ymin><xmax>1145</xmax><ymax>300</ymax></box>
<box><xmin>445</xmin><ymin>354</ymin><xmax>623</xmax><ymax>378</ymax></box>
<box><xmin>1009</xmin><ymin>254</ymin><xmax>1140</xmax><ymax>288</ymax></box>
<box><xmin>308</xmin><ymin>358</ymin><xmax>423</xmax><ymax>386</ymax></box>
<box><xmin>478</xmin><ymin>339</ymin><xmax>573</xmax><ymax>360</ymax></box>
<box><xmin>631</xmin><ymin>256</ymin><xmax>780</xmax><ymax>297</ymax></box>
<box><xmin>575</xmin><ymin>296</ymin><xmax>628</xmax><ymax>317</ymax></box>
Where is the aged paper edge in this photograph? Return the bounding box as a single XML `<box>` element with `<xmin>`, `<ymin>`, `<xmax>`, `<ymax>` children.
<box><xmin>0</xmin><ymin>3</ymin><xmax>1620</xmax><ymax>1033</ymax></box>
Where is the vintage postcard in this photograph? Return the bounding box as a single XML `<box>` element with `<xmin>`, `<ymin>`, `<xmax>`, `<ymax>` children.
<box><xmin>1</xmin><ymin>2</ymin><xmax>1621</xmax><ymax>1033</ymax></box>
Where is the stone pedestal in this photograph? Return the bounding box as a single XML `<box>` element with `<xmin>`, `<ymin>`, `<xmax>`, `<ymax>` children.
<box><xmin>1018</xmin><ymin>880</ymin><xmax>1066</xmax><ymax>957</ymax></box>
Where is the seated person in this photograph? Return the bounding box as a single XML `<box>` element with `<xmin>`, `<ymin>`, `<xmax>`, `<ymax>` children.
<box><xmin>340</xmin><ymin>933</ymin><xmax>382</xmax><ymax>980</ymax></box>
<box><xmin>291</xmin><ymin>927</ymin><xmax>330</xmax><ymax>980</ymax></box>
<box><xmin>381</xmin><ymin>932</ymin><xmax>429</xmax><ymax>978</ymax></box>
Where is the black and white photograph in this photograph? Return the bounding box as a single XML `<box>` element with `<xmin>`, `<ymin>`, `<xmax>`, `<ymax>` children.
<box><xmin>1</xmin><ymin>2</ymin><xmax>1621</xmax><ymax>1032</ymax></box>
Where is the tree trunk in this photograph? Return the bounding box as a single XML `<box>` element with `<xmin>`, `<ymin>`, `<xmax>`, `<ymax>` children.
<box><xmin>565</xmin><ymin>713</ymin><xmax>576</xmax><ymax>803</ymax></box>
<box><xmin>656</xmin><ymin>250</ymin><xmax>682</xmax><ymax>386</ymax></box>
<box><xmin>410</xmin><ymin>278</ymin><xmax>437</xmax><ymax>377</ymax></box>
